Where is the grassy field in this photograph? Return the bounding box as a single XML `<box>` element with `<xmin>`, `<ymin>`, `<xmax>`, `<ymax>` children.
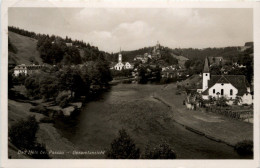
<box><xmin>8</xmin><ymin>31</ymin><xmax>42</xmax><ymax>65</ymax></box>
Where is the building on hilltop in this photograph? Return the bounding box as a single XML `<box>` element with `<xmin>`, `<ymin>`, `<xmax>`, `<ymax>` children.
<box><xmin>14</xmin><ymin>64</ymin><xmax>44</xmax><ymax>76</ymax></box>
<box><xmin>197</xmin><ymin>57</ymin><xmax>253</xmax><ymax>105</ymax></box>
<box><xmin>112</xmin><ymin>50</ymin><xmax>133</xmax><ymax>71</ymax></box>
<box><xmin>151</xmin><ymin>41</ymin><xmax>161</xmax><ymax>59</ymax></box>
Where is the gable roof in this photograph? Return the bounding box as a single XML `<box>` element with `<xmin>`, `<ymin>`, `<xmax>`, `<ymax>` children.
<box><xmin>202</xmin><ymin>75</ymin><xmax>250</xmax><ymax>96</ymax></box>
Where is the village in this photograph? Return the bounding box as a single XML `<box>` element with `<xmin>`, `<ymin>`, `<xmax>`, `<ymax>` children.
<box><xmin>12</xmin><ymin>40</ymin><xmax>254</xmax><ymax>122</ymax></box>
<box><xmin>8</xmin><ymin>25</ymin><xmax>254</xmax><ymax>159</ymax></box>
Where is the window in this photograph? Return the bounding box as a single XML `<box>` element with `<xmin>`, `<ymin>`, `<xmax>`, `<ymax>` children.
<box><xmin>213</xmin><ymin>89</ymin><xmax>215</xmax><ymax>94</ymax></box>
<box><xmin>230</xmin><ymin>89</ymin><xmax>233</xmax><ymax>96</ymax></box>
<box><xmin>221</xmin><ymin>89</ymin><xmax>224</xmax><ymax>95</ymax></box>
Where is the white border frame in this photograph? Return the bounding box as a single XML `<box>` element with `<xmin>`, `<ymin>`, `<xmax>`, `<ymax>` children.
<box><xmin>1</xmin><ymin>1</ymin><xmax>259</xmax><ymax>168</ymax></box>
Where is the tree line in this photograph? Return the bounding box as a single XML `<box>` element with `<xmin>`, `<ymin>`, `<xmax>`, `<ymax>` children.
<box><xmin>8</xmin><ymin>26</ymin><xmax>112</xmax><ymax>65</ymax></box>
<box><xmin>23</xmin><ymin>62</ymin><xmax>112</xmax><ymax>102</ymax></box>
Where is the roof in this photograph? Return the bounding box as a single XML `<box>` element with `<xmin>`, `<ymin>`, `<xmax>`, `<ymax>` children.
<box><xmin>202</xmin><ymin>75</ymin><xmax>250</xmax><ymax>96</ymax></box>
<box><xmin>208</xmin><ymin>57</ymin><xmax>224</xmax><ymax>65</ymax></box>
<box><xmin>203</xmin><ymin>57</ymin><xmax>210</xmax><ymax>73</ymax></box>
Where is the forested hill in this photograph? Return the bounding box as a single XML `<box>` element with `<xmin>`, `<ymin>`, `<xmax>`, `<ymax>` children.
<box><xmin>8</xmin><ymin>26</ymin><xmax>111</xmax><ymax>66</ymax></box>
<box><xmin>173</xmin><ymin>47</ymin><xmax>242</xmax><ymax>61</ymax></box>
<box><xmin>106</xmin><ymin>45</ymin><xmax>245</xmax><ymax>63</ymax></box>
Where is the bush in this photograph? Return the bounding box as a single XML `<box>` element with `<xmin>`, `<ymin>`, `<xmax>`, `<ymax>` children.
<box><xmin>234</xmin><ymin>140</ymin><xmax>253</xmax><ymax>155</ymax></box>
<box><xmin>39</xmin><ymin>117</ymin><xmax>54</xmax><ymax>123</ymax></box>
<box><xmin>9</xmin><ymin>116</ymin><xmax>39</xmax><ymax>150</ymax></box>
<box><xmin>160</xmin><ymin>77</ymin><xmax>170</xmax><ymax>84</ymax></box>
<box><xmin>105</xmin><ymin>129</ymin><xmax>140</xmax><ymax>159</ymax></box>
<box><xmin>9</xmin><ymin>116</ymin><xmax>50</xmax><ymax>159</ymax></box>
<box><xmin>142</xmin><ymin>142</ymin><xmax>177</xmax><ymax>159</ymax></box>
<box><xmin>30</xmin><ymin>105</ymin><xmax>49</xmax><ymax>116</ymax></box>
<box><xmin>30</xmin><ymin>143</ymin><xmax>50</xmax><ymax>159</ymax></box>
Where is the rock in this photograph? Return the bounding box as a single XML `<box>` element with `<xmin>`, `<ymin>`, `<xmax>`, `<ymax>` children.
<box><xmin>70</xmin><ymin>102</ymin><xmax>82</xmax><ymax>109</ymax></box>
<box><xmin>47</xmin><ymin>105</ymin><xmax>62</xmax><ymax>111</ymax></box>
<box><xmin>62</xmin><ymin>106</ymin><xmax>75</xmax><ymax>116</ymax></box>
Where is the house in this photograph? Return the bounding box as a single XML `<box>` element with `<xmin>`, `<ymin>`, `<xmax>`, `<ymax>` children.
<box><xmin>134</xmin><ymin>55</ymin><xmax>148</xmax><ymax>63</ymax></box>
<box><xmin>197</xmin><ymin>57</ymin><xmax>253</xmax><ymax>105</ymax></box>
<box><xmin>161</xmin><ymin>65</ymin><xmax>178</xmax><ymax>78</ymax></box>
<box><xmin>208</xmin><ymin>56</ymin><xmax>224</xmax><ymax>66</ymax></box>
<box><xmin>14</xmin><ymin>64</ymin><xmax>43</xmax><ymax>76</ymax></box>
<box><xmin>65</xmin><ymin>43</ymin><xmax>73</xmax><ymax>47</ymax></box>
<box><xmin>113</xmin><ymin>51</ymin><xmax>133</xmax><ymax>71</ymax></box>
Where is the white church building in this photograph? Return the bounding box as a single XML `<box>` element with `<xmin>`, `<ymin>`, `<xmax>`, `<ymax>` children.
<box><xmin>197</xmin><ymin>57</ymin><xmax>253</xmax><ymax>105</ymax></box>
<box><xmin>113</xmin><ymin>51</ymin><xmax>133</xmax><ymax>71</ymax></box>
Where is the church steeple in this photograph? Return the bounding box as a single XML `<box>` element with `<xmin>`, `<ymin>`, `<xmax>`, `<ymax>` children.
<box><xmin>118</xmin><ymin>48</ymin><xmax>122</xmax><ymax>63</ymax></box>
<box><xmin>202</xmin><ymin>57</ymin><xmax>210</xmax><ymax>91</ymax></box>
<box><xmin>203</xmin><ymin>57</ymin><xmax>210</xmax><ymax>73</ymax></box>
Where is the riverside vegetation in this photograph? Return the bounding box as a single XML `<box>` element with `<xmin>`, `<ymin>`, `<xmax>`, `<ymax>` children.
<box><xmin>8</xmin><ymin>26</ymin><xmax>253</xmax><ymax>159</ymax></box>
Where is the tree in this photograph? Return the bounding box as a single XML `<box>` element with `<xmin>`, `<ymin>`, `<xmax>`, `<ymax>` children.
<box><xmin>9</xmin><ymin>116</ymin><xmax>39</xmax><ymax>150</ymax></box>
<box><xmin>39</xmin><ymin>74</ymin><xmax>60</xmax><ymax>101</ymax></box>
<box><xmin>105</xmin><ymin>129</ymin><xmax>140</xmax><ymax>159</ymax></box>
<box><xmin>9</xmin><ymin>115</ymin><xmax>50</xmax><ymax>158</ymax></box>
<box><xmin>234</xmin><ymin>140</ymin><xmax>253</xmax><ymax>155</ymax></box>
<box><xmin>8</xmin><ymin>70</ymin><xmax>14</xmax><ymax>90</ymax></box>
<box><xmin>184</xmin><ymin>60</ymin><xmax>192</xmax><ymax>69</ymax></box>
<box><xmin>143</xmin><ymin>142</ymin><xmax>177</xmax><ymax>159</ymax></box>
<box><xmin>138</xmin><ymin>66</ymin><xmax>148</xmax><ymax>84</ymax></box>
<box><xmin>59</xmin><ymin>66</ymin><xmax>85</xmax><ymax>99</ymax></box>
<box><xmin>24</xmin><ymin>74</ymin><xmax>41</xmax><ymax>99</ymax></box>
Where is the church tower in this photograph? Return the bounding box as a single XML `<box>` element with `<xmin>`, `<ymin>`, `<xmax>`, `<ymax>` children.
<box><xmin>202</xmin><ymin>57</ymin><xmax>210</xmax><ymax>91</ymax></box>
<box><xmin>118</xmin><ymin>48</ymin><xmax>122</xmax><ymax>63</ymax></box>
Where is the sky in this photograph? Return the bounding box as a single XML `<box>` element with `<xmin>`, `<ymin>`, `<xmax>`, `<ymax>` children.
<box><xmin>8</xmin><ymin>8</ymin><xmax>253</xmax><ymax>53</ymax></box>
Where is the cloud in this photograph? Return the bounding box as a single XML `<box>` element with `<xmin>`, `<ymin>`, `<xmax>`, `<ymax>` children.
<box><xmin>8</xmin><ymin>8</ymin><xmax>253</xmax><ymax>52</ymax></box>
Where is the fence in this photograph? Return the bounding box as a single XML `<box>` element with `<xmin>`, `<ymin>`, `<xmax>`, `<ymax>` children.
<box><xmin>207</xmin><ymin>105</ymin><xmax>253</xmax><ymax>121</ymax></box>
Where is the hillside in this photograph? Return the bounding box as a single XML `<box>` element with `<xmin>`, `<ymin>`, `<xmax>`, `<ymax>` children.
<box><xmin>8</xmin><ymin>31</ymin><xmax>42</xmax><ymax>65</ymax></box>
<box><xmin>171</xmin><ymin>53</ymin><xmax>189</xmax><ymax>67</ymax></box>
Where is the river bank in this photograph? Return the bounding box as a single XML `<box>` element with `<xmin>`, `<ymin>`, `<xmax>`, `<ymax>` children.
<box><xmin>154</xmin><ymin>83</ymin><xmax>253</xmax><ymax>147</ymax></box>
<box><xmin>8</xmin><ymin>83</ymin><xmax>253</xmax><ymax>159</ymax></box>
<box><xmin>54</xmin><ymin>84</ymin><xmax>249</xmax><ymax>159</ymax></box>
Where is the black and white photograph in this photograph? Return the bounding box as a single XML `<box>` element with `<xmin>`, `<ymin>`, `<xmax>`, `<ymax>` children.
<box><xmin>1</xmin><ymin>1</ymin><xmax>260</xmax><ymax>168</ymax></box>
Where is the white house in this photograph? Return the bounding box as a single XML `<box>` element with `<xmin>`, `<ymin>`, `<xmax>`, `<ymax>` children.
<box><xmin>14</xmin><ymin>64</ymin><xmax>28</xmax><ymax>76</ymax></box>
<box><xmin>14</xmin><ymin>64</ymin><xmax>43</xmax><ymax>77</ymax></box>
<box><xmin>113</xmin><ymin>51</ymin><xmax>133</xmax><ymax>71</ymax></box>
<box><xmin>198</xmin><ymin>57</ymin><xmax>253</xmax><ymax>105</ymax></box>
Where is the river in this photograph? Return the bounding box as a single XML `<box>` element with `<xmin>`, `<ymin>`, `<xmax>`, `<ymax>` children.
<box><xmin>54</xmin><ymin>84</ymin><xmax>248</xmax><ymax>159</ymax></box>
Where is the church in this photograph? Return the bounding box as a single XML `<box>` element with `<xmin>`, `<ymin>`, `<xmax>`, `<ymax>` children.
<box><xmin>197</xmin><ymin>57</ymin><xmax>253</xmax><ymax>105</ymax></box>
<box><xmin>113</xmin><ymin>51</ymin><xmax>133</xmax><ymax>71</ymax></box>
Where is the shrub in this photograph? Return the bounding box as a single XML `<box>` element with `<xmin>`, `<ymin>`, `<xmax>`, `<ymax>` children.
<box><xmin>160</xmin><ymin>77</ymin><xmax>170</xmax><ymax>84</ymax></box>
<box><xmin>234</xmin><ymin>140</ymin><xmax>253</xmax><ymax>155</ymax></box>
<box><xmin>9</xmin><ymin>116</ymin><xmax>39</xmax><ymax>150</ymax></box>
<box><xmin>56</xmin><ymin>92</ymin><xmax>71</xmax><ymax>108</ymax></box>
<box><xmin>105</xmin><ymin>129</ymin><xmax>140</xmax><ymax>159</ymax></box>
<box><xmin>30</xmin><ymin>143</ymin><xmax>50</xmax><ymax>159</ymax></box>
<box><xmin>39</xmin><ymin>117</ymin><xmax>54</xmax><ymax>123</ymax></box>
<box><xmin>142</xmin><ymin>142</ymin><xmax>177</xmax><ymax>159</ymax></box>
<box><xmin>9</xmin><ymin>115</ymin><xmax>50</xmax><ymax>159</ymax></box>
